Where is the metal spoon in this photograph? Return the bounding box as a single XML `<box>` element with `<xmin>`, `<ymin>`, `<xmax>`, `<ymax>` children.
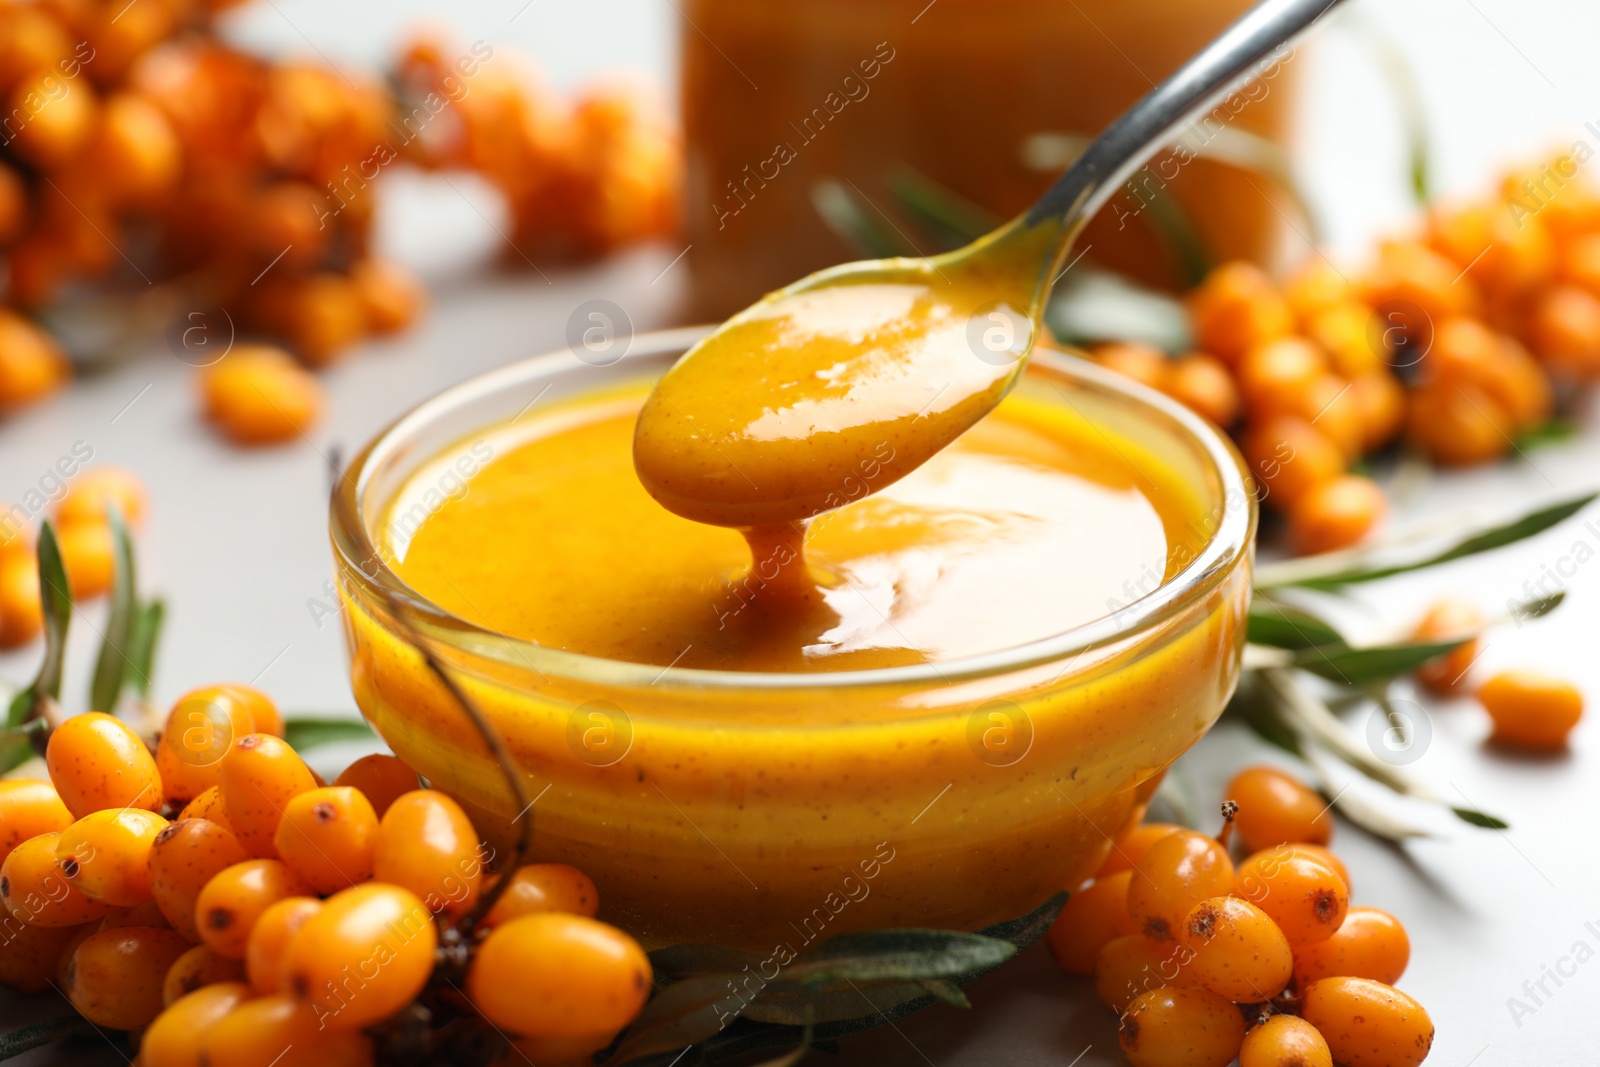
<box><xmin>634</xmin><ymin>0</ymin><xmax>1343</xmax><ymax>531</ymax></box>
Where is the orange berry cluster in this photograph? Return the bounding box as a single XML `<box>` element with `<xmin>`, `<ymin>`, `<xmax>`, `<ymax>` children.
<box><xmin>1047</xmin><ymin>766</ymin><xmax>1431</xmax><ymax>1067</ymax></box>
<box><xmin>1090</xmin><ymin>151</ymin><xmax>1600</xmax><ymax>557</ymax></box>
<box><xmin>0</xmin><ymin>465</ymin><xmax>144</xmax><ymax>648</ymax></box>
<box><xmin>0</xmin><ymin>687</ymin><xmax>651</xmax><ymax>1066</ymax></box>
<box><xmin>395</xmin><ymin>34</ymin><xmax>681</xmax><ymax>263</ymax></box>
<box><xmin>1409</xmin><ymin>598</ymin><xmax>1584</xmax><ymax>749</ymax></box>
<box><xmin>0</xmin><ymin>7</ymin><xmax>682</xmax><ymax>429</ymax></box>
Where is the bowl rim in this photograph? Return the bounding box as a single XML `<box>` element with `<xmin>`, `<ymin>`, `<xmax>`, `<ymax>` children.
<box><xmin>330</xmin><ymin>325</ymin><xmax>1256</xmax><ymax>691</ymax></box>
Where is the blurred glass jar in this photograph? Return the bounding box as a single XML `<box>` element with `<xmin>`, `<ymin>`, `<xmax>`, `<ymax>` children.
<box><xmin>681</xmin><ymin>0</ymin><xmax>1297</xmax><ymax>319</ymax></box>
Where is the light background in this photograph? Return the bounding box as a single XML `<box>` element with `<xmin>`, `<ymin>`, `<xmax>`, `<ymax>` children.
<box><xmin>5</xmin><ymin>0</ymin><xmax>1600</xmax><ymax>1063</ymax></box>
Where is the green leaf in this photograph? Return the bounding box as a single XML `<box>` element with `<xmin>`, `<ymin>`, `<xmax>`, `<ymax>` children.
<box><xmin>917</xmin><ymin>979</ymin><xmax>970</xmax><ymax>1008</ymax></box>
<box><xmin>1247</xmin><ymin>600</ymin><xmax>1344</xmax><ymax>650</ymax></box>
<box><xmin>126</xmin><ymin>599</ymin><xmax>166</xmax><ymax>698</ymax></box>
<box><xmin>1137</xmin><ymin>183</ymin><xmax>1213</xmax><ymax>288</ymax></box>
<box><xmin>89</xmin><ymin>507</ymin><xmax>137</xmax><ymax>713</ymax></box>
<box><xmin>0</xmin><ymin>1015</ymin><xmax>97</xmax><ymax>1059</ymax></box>
<box><xmin>1452</xmin><ymin>807</ymin><xmax>1510</xmax><ymax>830</ymax></box>
<box><xmin>1293</xmin><ymin>638</ymin><xmax>1465</xmax><ymax>685</ymax></box>
<box><xmin>6</xmin><ymin>524</ymin><xmax>72</xmax><ymax>731</ymax></box>
<box><xmin>1045</xmin><ymin>266</ymin><xmax>1192</xmax><ymax>353</ymax></box>
<box><xmin>1346</xmin><ymin>14</ymin><xmax>1433</xmax><ymax>203</ymax></box>
<box><xmin>1228</xmin><ymin>676</ymin><xmax>1305</xmax><ymax>758</ymax></box>
<box><xmin>781</xmin><ymin>928</ymin><xmax>1015</xmax><ymax>987</ymax></box>
<box><xmin>1515</xmin><ymin>418</ymin><xmax>1580</xmax><ymax>451</ymax></box>
<box><xmin>885</xmin><ymin>166</ymin><xmax>997</xmax><ymax>251</ymax></box>
<box><xmin>811</xmin><ymin>180</ymin><xmax>914</xmax><ymax>259</ymax></box>
<box><xmin>1259</xmin><ymin>492</ymin><xmax>1598</xmax><ymax>590</ymax></box>
<box><xmin>281</xmin><ymin>717</ymin><xmax>374</xmax><ymax>751</ymax></box>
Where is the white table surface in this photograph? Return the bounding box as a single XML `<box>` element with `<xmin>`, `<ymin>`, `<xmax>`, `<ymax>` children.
<box><xmin>6</xmin><ymin>0</ymin><xmax>1600</xmax><ymax>1063</ymax></box>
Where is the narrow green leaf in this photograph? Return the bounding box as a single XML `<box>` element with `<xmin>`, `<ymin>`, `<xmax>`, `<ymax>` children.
<box><xmin>89</xmin><ymin>508</ymin><xmax>137</xmax><ymax>713</ymax></box>
<box><xmin>1512</xmin><ymin>592</ymin><xmax>1565</xmax><ymax>623</ymax></box>
<box><xmin>1138</xmin><ymin>183</ymin><xmax>1213</xmax><ymax>288</ymax></box>
<box><xmin>1263</xmin><ymin>492</ymin><xmax>1597</xmax><ymax>590</ymax></box>
<box><xmin>1452</xmin><ymin>807</ymin><xmax>1510</xmax><ymax>830</ymax></box>
<box><xmin>885</xmin><ymin>166</ymin><xmax>997</xmax><ymax>250</ymax></box>
<box><xmin>811</xmin><ymin>180</ymin><xmax>913</xmax><ymax>259</ymax></box>
<box><xmin>1515</xmin><ymin>418</ymin><xmax>1580</xmax><ymax>451</ymax></box>
<box><xmin>0</xmin><ymin>730</ymin><xmax>35</xmax><ymax>774</ymax></box>
<box><xmin>281</xmin><ymin>717</ymin><xmax>375</xmax><ymax>751</ymax></box>
<box><xmin>1293</xmin><ymin>638</ymin><xmax>1465</xmax><ymax>685</ymax></box>
<box><xmin>0</xmin><ymin>1015</ymin><xmax>97</xmax><ymax>1059</ymax></box>
<box><xmin>1228</xmin><ymin>677</ymin><xmax>1305</xmax><ymax>758</ymax></box>
<box><xmin>609</xmin><ymin>973</ymin><xmax>735</xmax><ymax>1064</ymax></box>
<box><xmin>126</xmin><ymin>599</ymin><xmax>166</xmax><ymax>698</ymax></box>
<box><xmin>1247</xmin><ymin>600</ymin><xmax>1344</xmax><ymax>650</ymax></box>
<box><xmin>1045</xmin><ymin>267</ymin><xmax>1193</xmax><ymax>353</ymax></box>
<box><xmin>650</xmin><ymin>944</ymin><xmax>765</xmax><ymax>982</ymax></box>
<box><xmin>33</xmin><ymin>523</ymin><xmax>71</xmax><ymax>706</ymax></box>
<box><xmin>917</xmin><ymin>979</ymin><xmax>970</xmax><ymax>1008</ymax></box>
<box><xmin>1347</xmin><ymin>15</ymin><xmax>1433</xmax><ymax>203</ymax></box>
<box><xmin>782</xmin><ymin>929</ymin><xmax>1015</xmax><ymax>987</ymax></box>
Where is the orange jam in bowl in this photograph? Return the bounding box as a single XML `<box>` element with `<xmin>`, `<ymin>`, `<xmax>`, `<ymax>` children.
<box><xmin>331</xmin><ymin>327</ymin><xmax>1254</xmax><ymax>948</ymax></box>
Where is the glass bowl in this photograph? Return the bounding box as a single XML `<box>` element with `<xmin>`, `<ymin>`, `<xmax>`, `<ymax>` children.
<box><xmin>330</xmin><ymin>327</ymin><xmax>1255</xmax><ymax>949</ymax></box>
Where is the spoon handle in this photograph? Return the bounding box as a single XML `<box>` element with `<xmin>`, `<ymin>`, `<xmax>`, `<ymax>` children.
<box><xmin>1025</xmin><ymin>0</ymin><xmax>1344</xmax><ymax>229</ymax></box>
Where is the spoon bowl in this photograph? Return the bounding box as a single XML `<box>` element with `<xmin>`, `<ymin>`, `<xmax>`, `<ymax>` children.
<box><xmin>634</xmin><ymin>0</ymin><xmax>1342</xmax><ymax>532</ymax></box>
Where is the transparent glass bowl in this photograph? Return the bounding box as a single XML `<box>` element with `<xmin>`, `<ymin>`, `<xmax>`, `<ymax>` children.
<box><xmin>330</xmin><ymin>327</ymin><xmax>1255</xmax><ymax>949</ymax></box>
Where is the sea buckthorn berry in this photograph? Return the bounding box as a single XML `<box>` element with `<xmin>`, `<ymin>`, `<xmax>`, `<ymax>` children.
<box><xmin>142</xmin><ymin>981</ymin><xmax>251</xmax><ymax>1067</ymax></box>
<box><xmin>1293</xmin><ymin>906</ymin><xmax>1411</xmax><ymax>988</ymax></box>
<box><xmin>1362</xmin><ymin>240</ymin><xmax>1481</xmax><ymax>331</ymax></box>
<box><xmin>55</xmin><ymin>807</ymin><xmax>168</xmax><ymax>906</ymax></box>
<box><xmin>149</xmin><ymin>819</ymin><xmax>251</xmax><ymax>941</ymax></box>
<box><xmin>54</xmin><ymin>923</ymin><xmax>97</xmax><ymax>989</ymax></box>
<box><xmin>1528</xmin><ymin>285</ymin><xmax>1600</xmax><ymax>379</ymax></box>
<box><xmin>373</xmin><ymin>789</ymin><xmax>484</xmax><ymax>918</ymax></box>
<box><xmin>1</xmin><ymin>832</ymin><xmax>112</xmax><ymax>927</ymax></box>
<box><xmin>246</xmin><ymin>896</ymin><xmax>322</xmax><ymax>994</ymax></box>
<box><xmin>0</xmin><ymin>552</ymin><xmax>44</xmax><ymax>647</ymax></box>
<box><xmin>1094</xmin><ymin>934</ymin><xmax>1199</xmax><ymax>1014</ymax></box>
<box><xmin>332</xmin><ymin>753</ymin><xmax>420</xmax><ymax>818</ymax></box>
<box><xmin>1118</xmin><ymin>987</ymin><xmax>1247</xmax><ymax>1067</ymax></box>
<box><xmin>1126</xmin><ymin>830</ymin><xmax>1234</xmax><ymax>943</ymax></box>
<box><xmin>7</xmin><ymin>70</ymin><xmax>97</xmax><ymax>170</ymax></box>
<box><xmin>56</xmin><ymin>520</ymin><xmax>115</xmax><ymax>600</ymax></box>
<box><xmin>1300</xmin><ymin>977</ymin><xmax>1434</xmax><ymax>1067</ymax></box>
<box><xmin>1477</xmin><ymin>670</ymin><xmax>1584</xmax><ymax>750</ymax></box>
<box><xmin>201</xmin><ymin>993</ymin><xmax>375</xmax><ymax>1067</ymax></box>
<box><xmin>0</xmin><ymin>779</ymin><xmax>74</xmax><ymax>867</ymax></box>
<box><xmin>485</xmin><ymin>863</ymin><xmax>602</xmax><ymax>927</ymax></box>
<box><xmin>1411</xmin><ymin>598</ymin><xmax>1484</xmax><ymax>694</ymax></box>
<box><xmin>55</xmin><ymin>467</ymin><xmax>146</xmax><ymax>528</ymax></box>
<box><xmin>180</xmin><ymin>785</ymin><xmax>234</xmax><ymax>830</ymax></box>
<box><xmin>213</xmin><ymin>683</ymin><xmax>282</xmax><ymax>737</ymax></box>
<box><xmin>156</xmin><ymin>687</ymin><xmax>262</xmax><ymax>805</ymax></box>
<box><xmin>198</xmin><ymin>345</ymin><xmax>324</xmax><ymax>446</ymax></box>
<box><xmin>195</xmin><ymin>859</ymin><xmax>308</xmax><ymax>959</ymax></box>
<box><xmin>1179</xmin><ymin>896</ymin><xmax>1293</xmax><ymax>1002</ymax></box>
<box><xmin>468</xmin><ymin>913</ymin><xmax>652</xmax><ymax>1038</ymax></box>
<box><xmin>273</xmin><ymin>787</ymin><xmax>378</xmax><ymax>894</ymax></box>
<box><xmin>98</xmin><ymin>900</ymin><xmax>171</xmax><ymax>931</ymax></box>
<box><xmin>1289</xmin><ymin>843</ymin><xmax>1350</xmax><ymax>892</ymax></box>
<box><xmin>1239</xmin><ymin>1013</ymin><xmax>1332</xmax><ymax>1067</ymax></box>
<box><xmin>1237</xmin><ymin>337</ymin><xmax>1326</xmax><ymax>417</ymax></box>
<box><xmin>46</xmin><ymin>711</ymin><xmax>163</xmax><ymax>817</ymax></box>
<box><xmin>1407</xmin><ymin>379</ymin><xmax>1514</xmax><ymax>466</ymax></box>
<box><xmin>1561</xmin><ymin>232</ymin><xmax>1600</xmax><ymax>298</ymax></box>
<box><xmin>87</xmin><ymin>93</ymin><xmax>181</xmax><ymax>209</ymax></box>
<box><xmin>1226</xmin><ymin>766</ymin><xmax>1334</xmax><ymax>852</ymax></box>
<box><xmin>1046</xmin><ymin>870</ymin><xmax>1136</xmax><ymax>976</ymax></box>
<box><xmin>1091</xmin><ymin>341</ymin><xmax>1171</xmax><ymax>391</ymax></box>
<box><xmin>1240</xmin><ymin>417</ymin><xmax>1344</xmax><ymax>511</ymax></box>
<box><xmin>1288</xmin><ymin>474</ymin><xmax>1387</xmax><ymax>556</ymax></box>
<box><xmin>0</xmin><ymin>919</ymin><xmax>84</xmax><ymax>993</ymax></box>
<box><xmin>66</xmin><ymin>925</ymin><xmax>191</xmax><ymax>1030</ymax></box>
<box><xmin>283</xmin><ymin>883</ymin><xmax>437</xmax><ymax>1030</ymax></box>
<box><xmin>163</xmin><ymin>944</ymin><xmax>246</xmax><ymax>1005</ymax></box>
<box><xmin>1285</xmin><ymin>374</ymin><xmax>1365</xmax><ymax>461</ymax></box>
<box><xmin>1164</xmin><ymin>353</ymin><xmax>1241</xmax><ymax>427</ymax></box>
<box><xmin>351</xmin><ymin>258</ymin><xmax>426</xmax><ymax>335</ymax></box>
<box><xmin>219</xmin><ymin>733</ymin><xmax>318</xmax><ymax>857</ymax></box>
<box><xmin>1305</xmin><ymin>302</ymin><xmax>1383</xmax><ymax>379</ymax></box>
<box><xmin>1483</xmin><ymin>335</ymin><xmax>1553</xmax><ymax>431</ymax></box>
<box><xmin>0</xmin><ymin>309</ymin><xmax>70</xmax><ymax>409</ymax></box>
<box><xmin>1188</xmin><ymin>261</ymin><xmax>1294</xmax><ymax>363</ymax></box>
<box><xmin>1233</xmin><ymin>848</ymin><xmax>1348</xmax><ymax>947</ymax></box>
<box><xmin>1349</xmin><ymin>372</ymin><xmax>1405</xmax><ymax>451</ymax></box>
<box><xmin>1284</xmin><ymin>258</ymin><xmax>1351</xmax><ymax>325</ymax></box>
<box><xmin>1097</xmin><ymin>823</ymin><xmax>1182</xmax><ymax>879</ymax></box>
